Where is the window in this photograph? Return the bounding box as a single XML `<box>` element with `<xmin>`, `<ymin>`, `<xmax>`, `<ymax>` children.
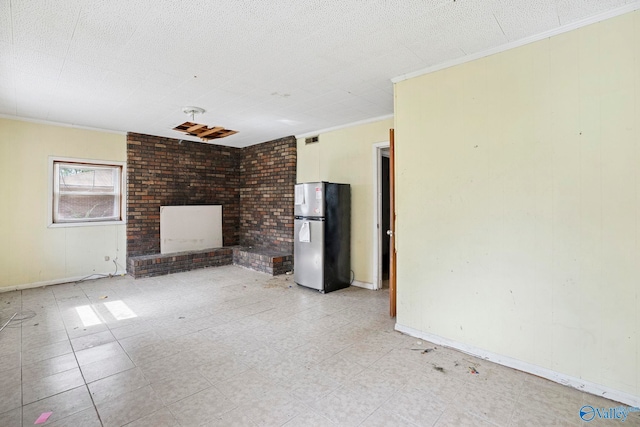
<box><xmin>50</xmin><ymin>158</ymin><xmax>125</xmax><ymax>226</ymax></box>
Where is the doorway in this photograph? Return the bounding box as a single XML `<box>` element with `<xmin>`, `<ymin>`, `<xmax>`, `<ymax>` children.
<box><xmin>372</xmin><ymin>142</ymin><xmax>391</xmax><ymax>291</ymax></box>
<box><xmin>381</xmin><ymin>151</ymin><xmax>390</xmax><ymax>287</ymax></box>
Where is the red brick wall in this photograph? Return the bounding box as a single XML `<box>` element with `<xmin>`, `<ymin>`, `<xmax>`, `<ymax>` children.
<box><xmin>126</xmin><ymin>133</ymin><xmax>296</xmax><ymax>262</ymax></box>
<box><xmin>239</xmin><ymin>136</ymin><xmax>296</xmax><ymax>251</ymax></box>
<box><xmin>126</xmin><ymin>133</ymin><xmax>241</xmax><ymax>258</ymax></box>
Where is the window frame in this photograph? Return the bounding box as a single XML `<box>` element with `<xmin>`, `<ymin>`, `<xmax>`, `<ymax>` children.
<box><xmin>48</xmin><ymin>156</ymin><xmax>126</xmax><ymax>228</ymax></box>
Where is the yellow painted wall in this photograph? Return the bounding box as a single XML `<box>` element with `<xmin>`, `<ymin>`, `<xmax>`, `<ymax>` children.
<box><xmin>297</xmin><ymin>118</ymin><xmax>393</xmax><ymax>284</ymax></box>
<box><xmin>395</xmin><ymin>11</ymin><xmax>640</xmax><ymax>397</ymax></box>
<box><xmin>0</xmin><ymin>118</ymin><xmax>126</xmax><ymax>290</ymax></box>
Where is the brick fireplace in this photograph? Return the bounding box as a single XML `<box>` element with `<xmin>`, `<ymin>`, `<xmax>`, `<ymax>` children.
<box><xmin>126</xmin><ymin>133</ymin><xmax>296</xmax><ymax>277</ymax></box>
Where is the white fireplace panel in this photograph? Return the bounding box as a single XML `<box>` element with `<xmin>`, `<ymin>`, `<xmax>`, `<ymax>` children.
<box><xmin>160</xmin><ymin>205</ymin><xmax>223</xmax><ymax>254</ymax></box>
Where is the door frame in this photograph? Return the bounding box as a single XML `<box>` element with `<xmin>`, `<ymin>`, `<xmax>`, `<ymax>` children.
<box><xmin>371</xmin><ymin>141</ymin><xmax>390</xmax><ymax>291</ymax></box>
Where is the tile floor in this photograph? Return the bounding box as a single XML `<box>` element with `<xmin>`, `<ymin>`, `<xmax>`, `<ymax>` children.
<box><xmin>0</xmin><ymin>266</ymin><xmax>637</xmax><ymax>427</ymax></box>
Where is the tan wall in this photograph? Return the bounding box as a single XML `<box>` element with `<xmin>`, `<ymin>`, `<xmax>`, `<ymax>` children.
<box><xmin>0</xmin><ymin>118</ymin><xmax>126</xmax><ymax>290</ymax></box>
<box><xmin>394</xmin><ymin>11</ymin><xmax>640</xmax><ymax>397</ymax></box>
<box><xmin>297</xmin><ymin>118</ymin><xmax>393</xmax><ymax>284</ymax></box>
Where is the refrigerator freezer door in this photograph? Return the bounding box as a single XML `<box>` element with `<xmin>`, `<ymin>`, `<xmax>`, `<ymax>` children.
<box><xmin>294</xmin><ymin>182</ymin><xmax>325</xmax><ymax>218</ymax></box>
<box><xmin>294</xmin><ymin>219</ymin><xmax>325</xmax><ymax>291</ymax></box>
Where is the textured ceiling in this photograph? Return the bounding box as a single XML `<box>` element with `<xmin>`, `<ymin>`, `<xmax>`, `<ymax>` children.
<box><xmin>0</xmin><ymin>0</ymin><xmax>638</xmax><ymax>147</ymax></box>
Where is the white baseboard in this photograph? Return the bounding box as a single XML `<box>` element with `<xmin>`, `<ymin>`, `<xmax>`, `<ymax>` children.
<box><xmin>0</xmin><ymin>270</ymin><xmax>128</xmax><ymax>293</ymax></box>
<box><xmin>351</xmin><ymin>280</ymin><xmax>374</xmax><ymax>290</ymax></box>
<box><xmin>395</xmin><ymin>323</ymin><xmax>640</xmax><ymax>408</ymax></box>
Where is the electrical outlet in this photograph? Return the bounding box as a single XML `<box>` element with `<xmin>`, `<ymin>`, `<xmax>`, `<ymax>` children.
<box><xmin>104</xmin><ymin>256</ymin><xmax>110</xmax><ymax>261</ymax></box>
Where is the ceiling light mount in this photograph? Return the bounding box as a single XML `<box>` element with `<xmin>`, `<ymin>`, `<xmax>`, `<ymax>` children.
<box><xmin>181</xmin><ymin>106</ymin><xmax>205</xmax><ymax>122</ymax></box>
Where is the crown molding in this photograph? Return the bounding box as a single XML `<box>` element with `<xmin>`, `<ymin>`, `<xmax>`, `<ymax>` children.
<box><xmin>296</xmin><ymin>114</ymin><xmax>393</xmax><ymax>139</ymax></box>
<box><xmin>392</xmin><ymin>2</ymin><xmax>640</xmax><ymax>83</ymax></box>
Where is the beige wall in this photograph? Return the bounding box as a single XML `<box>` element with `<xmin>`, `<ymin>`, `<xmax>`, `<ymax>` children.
<box><xmin>297</xmin><ymin>118</ymin><xmax>393</xmax><ymax>284</ymax></box>
<box><xmin>0</xmin><ymin>118</ymin><xmax>126</xmax><ymax>290</ymax></box>
<box><xmin>394</xmin><ymin>11</ymin><xmax>640</xmax><ymax>398</ymax></box>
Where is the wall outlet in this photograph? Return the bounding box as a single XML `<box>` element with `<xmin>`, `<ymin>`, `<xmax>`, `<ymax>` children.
<box><xmin>104</xmin><ymin>256</ymin><xmax>110</xmax><ymax>261</ymax></box>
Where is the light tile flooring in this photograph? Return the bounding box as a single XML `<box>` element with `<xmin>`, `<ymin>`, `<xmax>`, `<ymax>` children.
<box><xmin>0</xmin><ymin>266</ymin><xmax>637</xmax><ymax>427</ymax></box>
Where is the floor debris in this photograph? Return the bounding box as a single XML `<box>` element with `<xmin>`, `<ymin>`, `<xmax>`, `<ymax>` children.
<box><xmin>0</xmin><ymin>312</ymin><xmax>17</xmax><ymax>334</ymax></box>
<box><xmin>34</xmin><ymin>412</ymin><xmax>53</xmax><ymax>424</ymax></box>
<box><xmin>411</xmin><ymin>347</ymin><xmax>436</xmax><ymax>354</ymax></box>
<box><xmin>433</xmin><ymin>366</ymin><xmax>445</xmax><ymax>373</ymax></box>
<box><xmin>469</xmin><ymin>367</ymin><xmax>479</xmax><ymax>374</ymax></box>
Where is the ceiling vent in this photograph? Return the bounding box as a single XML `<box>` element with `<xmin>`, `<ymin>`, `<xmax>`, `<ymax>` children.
<box><xmin>305</xmin><ymin>136</ymin><xmax>319</xmax><ymax>145</ymax></box>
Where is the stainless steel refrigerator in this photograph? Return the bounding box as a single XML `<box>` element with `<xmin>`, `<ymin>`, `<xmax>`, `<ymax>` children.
<box><xmin>294</xmin><ymin>182</ymin><xmax>351</xmax><ymax>293</ymax></box>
